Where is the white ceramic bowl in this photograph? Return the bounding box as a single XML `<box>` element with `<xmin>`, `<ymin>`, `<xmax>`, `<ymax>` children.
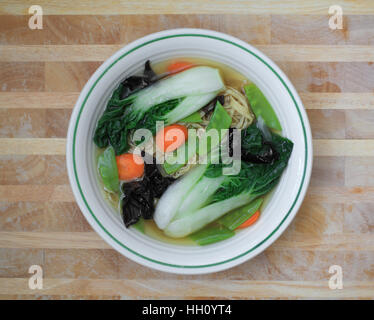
<box><xmin>66</xmin><ymin>28</ymin><xmax>313</xmax><ymax>274</ymax></box>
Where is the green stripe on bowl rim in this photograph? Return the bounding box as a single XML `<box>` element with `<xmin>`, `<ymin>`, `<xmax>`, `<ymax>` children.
<box><xmin>72</xmin><ymin>33</ymin><xmax>308</xmax><ymax>269</ymax></box>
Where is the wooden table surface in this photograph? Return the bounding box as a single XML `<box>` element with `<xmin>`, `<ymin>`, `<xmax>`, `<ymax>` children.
<box><xmin>1</xmin><ymin>1</ymin><xmax>374</xmax><ymax>299</ymax></box>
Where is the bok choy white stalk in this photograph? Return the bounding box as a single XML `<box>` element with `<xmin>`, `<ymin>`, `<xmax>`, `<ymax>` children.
<box><xmin>153</xmin><ymin>164</ymin><xmax>207</xmax><ymax>229</ymax></box>
<box><xmin>154</xmin><ymin>124</ymin><xmax>294</xmax><ymax>238</ymax></box>
<box><xmin>94</xmin><ymin>66</ymin><xmax>225</xmax><ymax>155</ymax></box>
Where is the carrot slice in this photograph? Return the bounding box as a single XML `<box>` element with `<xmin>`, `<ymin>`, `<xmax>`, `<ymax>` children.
<box><xmin>115</xmin><ymin>153</ymin><xmax>144</xmax><ymax>181</ymax></box>
<box><xmin>167</xmin><ymin>61</ymin><xmax>194</xmax><ymax>74</ymax></box>
<box><xmin>156</xmin><ymin>124</ymin><xmax>188</xmax><ymax>153</ymax></box>
<box><xmin>236</xmin><ymin>210</ymin><xmax>260</xmax><ymax>229</ymax></box>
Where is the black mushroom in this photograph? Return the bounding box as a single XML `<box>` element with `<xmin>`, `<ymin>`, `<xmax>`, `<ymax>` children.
<box><xmin>121</xmin><ymin>158</ymin><xmax>175</xmax><ymax>228</ymax></box>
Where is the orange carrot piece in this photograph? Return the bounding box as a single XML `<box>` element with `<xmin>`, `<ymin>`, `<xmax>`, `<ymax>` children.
<box><xmin>236</xmin><ymin>210</ymin><xmax>260</xmax><ymax>229</ymax></box>
<box><xmin>156</xmin><ymin>124</ymin><xmax>188</xmax><ymax>153</ymax></box>
<box><xmin>115</xmin><ymin>153</ymin><xmax>144</xmax><ymax>181</ymax></box>
<box><xmin>167</xmin><ymin>61</ymin><xmax>194</xmax><ymax>74</ymax></box>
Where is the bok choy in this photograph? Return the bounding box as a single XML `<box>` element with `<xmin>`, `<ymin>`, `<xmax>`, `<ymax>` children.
<box><xmin>154</xmin><ymin>124</ymin><xmax>293</xmax><ymax>238</ymax></box>
<box><xmin>94</xmin><ymin>66</ymin><xmax>225</xmax><ymax>155</ymax></box>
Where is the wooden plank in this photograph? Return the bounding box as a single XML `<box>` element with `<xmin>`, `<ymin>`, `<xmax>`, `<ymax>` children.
<box><xmin>271</xmin><ymin>15</ymin><xmax>374</xmax><ymax>45</ymax></box>
<box><xmin>306</xmin><ymin>186</ymin><xmax>374</xmax><ymax>203</ymax></box>
<box><xmin>44</xmin><ymin>249</ymin><xmax>120</xmax><ymax>279</ymax></box>
<box><xmin>345</xmin><ymin>157</ymin><xmax>374</xmax><ymax>187</ymax></box>
<box><xmin>1</xmin><ymin>231</ymin><xmax>374</xmax><ymax>251</ymax></box>
<box><xmin>1</xmin><ymin>92</ymin><xmax>373</xmax><ymax>110</ymax></box>
<box><xmin>0</xmin><ymin>109</ymin><xmax>70</xmax><ymax>138</ymax></box>
<box><xmin>0</xmin><ymin>62</ymin><xmax>44</xmax><ymax>91</ymax></box>
<box><xmin>2</xmin><ymin>138</ymin><xmax>374</xmax><ymax>156</ymax></box>
<box><xmin>0</xmin><ymin>232</ymin><xmax>110</xmax><ymax>249</ymax></box>
<box><xmin>0</xmin><ymin>202</ymin><xmax>91</xmax><ymax>232</ymax></box>
<box><xmin>0</xmin><ymin>155</ymin><xmax>68</xmax><ymax>184</ymax></box>
<box><xmin>45</xmin><ymin>62</ymin><xmax>101</xmax><ymax>92</ymax></box>
<box><xmin>300</xmin><ymin>92</ymin><xmax>374</xmax><ymax>110</ymax></box>
<box><xmin>0</xmin><ymin>185</ymin><xmax>74</xmax><ymax>202</ymax></box>
<box><xmin>1</xmin><ymin>1</ymin><xmax>374</xmax><ymax>15</ymax></box>
<box><xmin>0</xmin><ymin>92</ymin><xmax>79</xmax><ymax>109</ymax></box>
<box><xmin>0</xmin><ymin>278</ymin><xmax>373</xmax><ymax>298</ymax></box>
<box><xmin>307</xmin><ymin>110</ymin><xmax>345</xmax><ymax>139</ymax></box>
<box><xmin>277</xmin><ymin>61</ymin><xmax>374</xmax><ymax>93</ymax></box>
<box><xmin>260</xmin><ymin>45</ymin><xmax>374</xmax><ymax>62</ymax></box>
<box><xmin>310</xmin><ymin>156</ymin><xmax>345</xmax><ymax>187</ymax></box>
<box><xmin>0</xmin><ymin>14</ymin><xmax>271</xmax><ymax>45</ymax></box>
<box><xmin>0</xmin><ymin>138</ymin><xmax>66</xmax><ymax>155</ymax></box>
<box><xmin>0</xmin><ymin>15</ymin><xmax>122</xmax><ymax>45</ymax></box>
<box><xmin>0</xmin><ymin>248</ymin><xmax>44</xmax><ymax>278</ymax></box>
<box><xmin>346</xmin><ymin>110</ymin><xmax>374</xmax><ymax>139</ymax></box>
<box><xmin>0</xmin><ymin>109</ymin><xmax>47</xmax><ymax>138</ymax></box>
<box><xmin>0</xmin><ymin>294</ymin><xmax>123</xmax><ymax>300</ymax></box>
<box><xmin>39</xmin><ymin>249</ymin><xmax>365</xmax><ymax>281</ymax></box>
<box><xmin>314</xmin><ymin>140</ymin><xmax>374</xmax><ymax>157</ymax></box>
<box><xmin>122</xmin><ymin>15</ymin><xmax>271</xmax><ymax>44</ymax></box>
<box><xmin>344</xmin><ymin>203</ymin><xmax>374</xmax><ymax>234</ymax></box>
<box><xmin>0</xmin><ymin>45</ymin><xmax>122</xmax><ymax>61</ymax></box>
<box><xmin>2</xmin><ymin>45</ymin><xmax>374</xmax><ymax>62</ymax></box>
<box><xmin>45</xmin><ymin>109</ymin><xmax>72</xmax><ymax>138</ymax></box>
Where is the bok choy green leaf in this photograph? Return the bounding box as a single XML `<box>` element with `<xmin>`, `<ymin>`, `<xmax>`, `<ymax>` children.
<box><xmin>155</xmin><ymin>125</ymin><xmax>293</xmax><ymax>238</ymax></box>
<box><xmin>94</xmin><ymin>66</ymin><xmax>225</xmax><ymax>155</ymax></box>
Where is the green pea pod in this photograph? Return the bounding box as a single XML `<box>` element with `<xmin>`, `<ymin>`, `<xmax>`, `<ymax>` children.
<box><xmin>179</xmin><ymin>111</ymin><xmax>203</xmax><ymax>123</ymax></box>
<box><xmin>162</xmin><ymin>143</ymin><xmax>188</xmax><ymax>174</ymax></box>
<box><xmin>218</xmin><ymin>197</ymin><xmax>264</xmax><ymax>231</ymax></box>
<box><xmin>190</xmin><ymin>225</ymin><xmax>235</xmax><ymax>246</ymax></box>
<box><xmin>244</xmin><ymin>83</ymin><xmax>282</xmax><ymax>131</ymax></box>
<box><xmin>97</xmin><ymin>146</ymin><xmax>119</xmax><ymax>193</ymax></box>
<box><xmin>206</xmin><ymin>101</ymin><xmax>232</xmax><ymax>131</ymax></box>
<box><xmin>200</xmin><ymin>101</ymin><xmax>232</xmax><ymax>156</ymax></box>
<box><xmin>162</xmin><ymin>137</ymin><xmax>198</xmax><ymax>175</ymax></box>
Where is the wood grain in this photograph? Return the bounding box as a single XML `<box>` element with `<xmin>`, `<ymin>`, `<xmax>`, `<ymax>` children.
<box><xmin>0</xmin><ymin>202</ymin><xmax>90</xmax><ymax>232</ymax></box>
<box><xmin>2</xmin><ymin>138</ymin><xmax>374</xmax><ymax>156</ymax></box>
<box><xmin>0</xmin><ymin>62</ymin><xmax>44</xmax><ymax>91</ymax></box>
<box><xmin>277</xmin><ymin>61</ymin><xmax>374</xmax><ymax>92</ymax></box>
<box><xmin>1</xmin><ymin>8</ymin><xmax>374</xmax><ymax>299</ymax></box>
<box><xmin>0</xmin><ymin>278</ymin><xmax>373</xmax><ymax>298</ymax></box>
<box><xmin>0</xmin><ymin>138</ymin><xmax>66</xmax><ymax>155</ymax></box>
<box><xmin>0</xmin><ymin>185</ymin><xmax>74</xmax><ymax>202</ymax></box>
<box><xmin>2</xmin><ymin>44</ymin><xmax>374</xmax><ymax>62</ymax></box>
<box><xmin>271</xmin><ymin>15</ymin><xmax>374</xmax><ymax>45</ymax></box>
<box><xmin>1</xmin><ymin>1</ymin><xmax>374</xmax><ymax>15</ymax></box>
<box><xmin>1</xmin><ymin>231</ymin><xmax>374</xmax><ymax>251</ymax></box>
<box><xmin>45</xmin><ymin>62</ymin><xmax>101</xmax><ymax>92</ymax></box>
<box><xmin>1</xmin><ymin>92</ymin><xmax>373</xmax><ymax>110</ymax></box>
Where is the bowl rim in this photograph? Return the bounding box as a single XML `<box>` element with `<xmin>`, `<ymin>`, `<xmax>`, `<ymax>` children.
<box><xmin>66</xmin><ymin>28</ymin><xmax>313</xmax><ymax>273</ymax></box>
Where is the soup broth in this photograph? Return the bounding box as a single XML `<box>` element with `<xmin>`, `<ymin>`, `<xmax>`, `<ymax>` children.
<box><xmin>94</xmin><ymin>56</ymin><xmax>288</xmax><ymax>246</ymax></box>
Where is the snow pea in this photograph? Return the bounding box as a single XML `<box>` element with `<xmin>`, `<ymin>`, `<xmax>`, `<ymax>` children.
<box><xmin>218</xmin><ymin>197</ymin><xmax>264</xmax><ymax>231</ymax></box>
<box><xmin>179</xmin><ymin>111</ymin><xmax>203</xmax><ymax>123</ymax></box>
<box><xmin>97</xmin><ymin>146</ymin><xmax>119</xmax><ymax>193</ymax></box>
<box><xmin>206</xmin><ymin>101</ymin><xmax>232</xmax><ymax>131</ymax></box>
<box><xmin>244</xmin><ymin>83</ymin><xmax>282</xmax><ymax>131</ymax></box>
<box><xmin>190</xmin><ymin>225</ymin><xmax>235</xmax><ymax>245</ymax></box>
